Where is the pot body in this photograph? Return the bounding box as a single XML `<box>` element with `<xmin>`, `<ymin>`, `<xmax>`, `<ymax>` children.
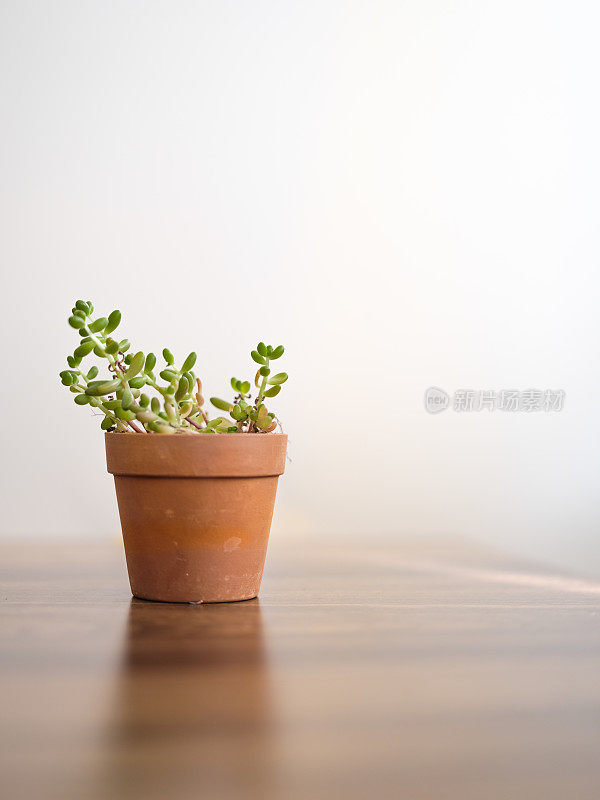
<box><xmin>105</xmin><ymin>433</ymin><xmax>287</xmax><ymax>603</ymax></box>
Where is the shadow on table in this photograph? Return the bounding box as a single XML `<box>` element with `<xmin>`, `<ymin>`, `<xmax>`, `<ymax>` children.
<box><xmin>99</xmin><ymin>597</ymin><xmax>276</xmax><ymax>800</ymax></box>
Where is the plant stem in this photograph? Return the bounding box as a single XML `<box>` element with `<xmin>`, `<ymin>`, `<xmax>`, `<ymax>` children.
<box><xmin>127</xmin><ymin>419</ymin><xmax>145</xmax><ymax>434</ymax></box>
<box><xmin>85</xmin><ymin>324</ymin><xmax>145</xmax><ymax>432</ymax></box>
<box><xmin>74</xmin><ymin>381</ymin><xmax>126</xmax><ymax>431</ymax></box>
<box><xmin>256</xmin><ymin>359</ymin><xmax>270</xmax><ymax>406</ymax></box>
<box><xmin>248</xmin><ymin>358</ymin><xmax>270</xmax><ymax>432</ymax></box>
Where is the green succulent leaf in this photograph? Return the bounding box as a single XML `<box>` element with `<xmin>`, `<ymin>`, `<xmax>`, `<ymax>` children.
<box><xmin>241</xmin><ymin>381</ymin><xmax>250</xmax><ymax>394</ymax></box>
<box><xmin>210</xmin><ymin>397</ymin><xmax>232</xmax><ymax>412</ymax></box>
<box><xmin>129</xmin><ymin>376</ymin><xmax>146</xmax><ymax>389</ymax></box>
<box><xmin>74</xmin><ymin>341</ymin><xmax>94</xmax><ymax>359</ymax></box>
<box><xmin>148</xmin><ymin>420</ymin><xmax>175</xmax><ymax>434</ymax></box>
<box><xmin>115</xmin><ymin>406</ymin><xmax>136</xmax><ymax>421</ymax></box>
<box><xmin>163</xmin><ymin>348</ymin><xmax>174</xmax><ymax>365</ymax></box>
<box><xmin>59</xmin><ymin>370</ymin><xmax>75</xmax><ymax>386</ymax></box>
<box><xmin>104</xmin><ymin>310</ymin><xmax>121</xmax><ymax>335</ymax></box>
<box><xmin>135</xmin><ymin>409</ymin><xmax>157</xmax><ymax>423</ymax></box>
<box><xmin>205</xmin><ymin>417</ymin><xmax>227</xmax><ymax>431</ymax></box>
<box><xmin>270</xmin><ymin>345</ymin><xmax>284</xmax><ymax>359</ymax></box>
<box><xmin>257</xmin><ymin>342</ymin><xmax>267</xmax><ymax>357</ymax></box>
<box><xmin>179</xmin><ymin>401</ymin><xmax>193</xmax><ymax>417</ymax></box>
<box><xmin>145</xmin><ymin>353</ymin><xmax>156</xmax><ymax>372</ymax></box>
<box><xmin>267</xmin><ymin>372</ymin><xmax>288</xmax><ymax>385</ymax></box>
<box><xmin>259</xmin><ymin>366</ymin><xmax>270</xmax><ymax>376</ymax></box>
<box><xmin>101</xmin><ymin>416</ymin><xmax>115</xmax><ymax>431</ymax></box>
<box><xmin>159</xmin><ymin>369</ymin><xmax>177</xmax><ymax>383</ymax></box>
<box><xmin>118</xmin><ymin>339</ymin><xmax>131</xmax><ymax>353</ymax></box>
<box><xmin>215</xmin><ymin>419</ymin><xmax>233</xmax><ymax>432</ymax></box>
<box><xmin>68</xmin><ymin>315</ymin><xmax>85</xmax><ymax>329</ymax></box>
<box><xmin>264</xmin><ymin>385</ymin><xmax>281</xmax><ymax>397</ymax></box>
<box><xmin>175</xmin><ymin>375</ymin><xmax>189</xmax><ymax>401</ymax></box>
<box><xmin>74</xmin><ymin>393</ymin><xmax>89</xmax><ymax>405</ymax></box>
<box><xmin>75</xmin><ymin>300</ymin><xmax>89</xmax><ymax>313</ymax></box>
<box><xmin>86</xmin><ymin>366</ymin><xmax>99</xmax><ymax>380</ymax></box>
<box><xmin>251</xmin><ymin>350</ymin><xmax>266</xmax><ymax>365</ymax></box>
<box><xmin>105</xmin><ymin>338</ymin><xmax>119</xmax><ymax>355</ymax></box>
<box><xmin>89</xmin><ymin>317</ymin><xmax>108</xmax><ymax>333</ymax></box>
<box><xmin>181</xmin><ymin>352</ymin><xmax>196</xmax><ymax>372</ymax></box>
<box><xmin>67</xmin><ymin>356</ymin><xmax>80</xmax><ymax>368</ymax></box>
<box><xmin>121</xmin><ymin>387</ymin><xmax>134</xmax><ymax>410</ymax></box>
<box><xmin>230</xmin><ymin>404</ymin><xmax>246</xmax><ymax>421</ymax></box>
<box><xmin>139</xmin><ymin>393</ymin><xmax>150</xmax><ymax>408</ymax></box>
<box><xmin>85</xmin><ymin>379</ymin><xmax>120</xmax><ymax>396</ymax></box>
<box><xmin>125</xmin><ymin>351</ymin><xmax>145</xmax><ymax>379</ymax></box>
<box><xmin>151</xmin><ymin>397</ymin><xmax>160</xmax><ymax>414</ymax></box>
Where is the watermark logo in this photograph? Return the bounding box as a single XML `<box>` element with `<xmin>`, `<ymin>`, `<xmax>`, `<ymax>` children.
<box><xmin>424</xmin><ymin>388</ymin><xmax>565</xmax><ymax>414</ymax></box>
<box><xmin>424</xmin><ymin>386</ymin><xmax>450</xmax><ymax>414</ymax></box>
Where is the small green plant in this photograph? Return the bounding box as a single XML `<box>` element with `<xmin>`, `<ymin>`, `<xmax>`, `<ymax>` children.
<box><xmin>59</xmin><ymin>300</ymin><xmax>287</xmax><ymax>434</ymax></box>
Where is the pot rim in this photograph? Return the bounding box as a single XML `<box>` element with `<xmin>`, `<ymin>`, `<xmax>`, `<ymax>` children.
<box><xmin>104</xmin><ymin>431</ymin><xmax>287</xmax><ymax>438</ymax></box>
<box><xmin>104</xmin><ymin>431</ymin><xmax>288</xmax><ymax>478</ymax></box>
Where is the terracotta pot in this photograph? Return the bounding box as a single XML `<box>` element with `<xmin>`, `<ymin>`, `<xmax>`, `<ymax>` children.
<box><xmin>105</xmin><ymin>433</ymin><xmax>287</xmax><ymax>603</ymax></box>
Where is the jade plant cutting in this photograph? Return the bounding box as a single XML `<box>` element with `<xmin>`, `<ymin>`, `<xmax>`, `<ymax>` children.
<box><xmin>59</xmin><ymin>300</ymin><xmax>287</xmax><ymax>434</ymax></box>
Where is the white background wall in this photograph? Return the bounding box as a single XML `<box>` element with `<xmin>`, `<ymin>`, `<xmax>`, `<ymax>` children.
<box><xmin>1</xmin><ymin>1</ymin><xmax>599</xmax><ymax>575</ymax></box>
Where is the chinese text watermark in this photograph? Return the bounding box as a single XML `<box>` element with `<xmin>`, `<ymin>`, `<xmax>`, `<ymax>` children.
<box><xmin>424</xmin><ymin>387</ymin><xmax>565</xmax><ymax>414</ymax></box>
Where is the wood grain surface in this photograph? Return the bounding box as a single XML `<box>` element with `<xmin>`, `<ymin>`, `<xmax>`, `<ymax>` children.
<box><xmin>1</xmin><ymin>537</ymin><xmax>599</xmax><ymax>800</ymax></box>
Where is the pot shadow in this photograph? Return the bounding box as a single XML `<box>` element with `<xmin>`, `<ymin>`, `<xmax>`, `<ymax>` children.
<box><xmin>97</xmin><ymin>597</ymin><xmax>276</xmax><ymax>800</ymax></box>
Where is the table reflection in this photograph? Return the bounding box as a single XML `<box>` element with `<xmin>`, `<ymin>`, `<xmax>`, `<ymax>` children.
<box><xmin>100</xmin><ymin>598</ymin><xmax>275</xmax><ymax>800</ymax></box>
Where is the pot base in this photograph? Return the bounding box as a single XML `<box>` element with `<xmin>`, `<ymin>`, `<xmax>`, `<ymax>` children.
<box><xmin>132</xmin><ymin>593</ymin><xmax>258</xmax><ymax>605</ymax></box>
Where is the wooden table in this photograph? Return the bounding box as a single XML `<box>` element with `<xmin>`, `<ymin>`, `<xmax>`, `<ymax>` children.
<box><xmin>2</xmin><ymin>538</ymin><xmax>600</xmax><ymax>799</ymax></box>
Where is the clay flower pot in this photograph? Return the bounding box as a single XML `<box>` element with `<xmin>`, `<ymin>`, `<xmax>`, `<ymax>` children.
<box><xmin>105</xmin><ymin>432</ymin><xmax>287</xmax><ymax>603</ymax></box>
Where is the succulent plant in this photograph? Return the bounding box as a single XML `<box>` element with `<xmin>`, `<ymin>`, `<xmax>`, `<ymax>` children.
<box><xmin>60</xmin><ymin>300</ymin><xmax>287</xmax><ymax>434</ymax></box>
